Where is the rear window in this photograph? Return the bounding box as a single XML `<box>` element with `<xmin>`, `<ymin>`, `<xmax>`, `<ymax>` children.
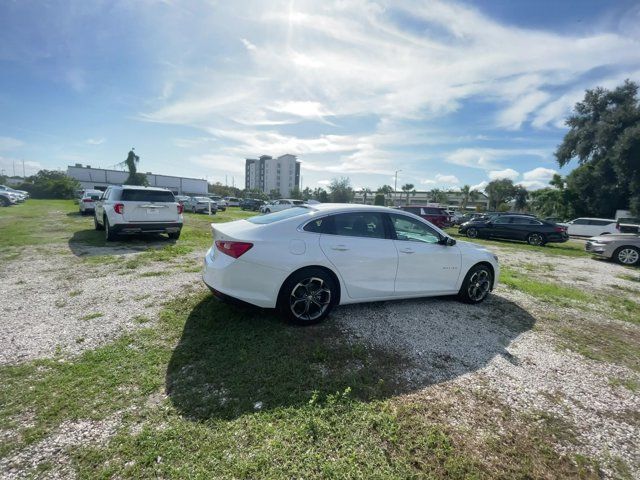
<box><xmin>87</xmin><ymin>194</ymin><xmax>101</xmax><ymax>200</ymax></box>
<box><xmin>247</xmin><ymin>207</ymin><xmax>310</xmax><ymax>224</ymax></box>
<box><xmin>121</xmin><ymin>189</ymin><xmax>175</xmax><ymax>202</ymax></box>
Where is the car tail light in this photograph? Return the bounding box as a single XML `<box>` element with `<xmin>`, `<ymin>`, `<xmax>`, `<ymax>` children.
<box><xmin>215</xmin><ymin>240</ymin><xmax>253</xmax><ymax>258</ymax></box>
<box><xmin>82</xmin><ymin>198</ymin><xmax>93</xmax><ymax>203</ymax></box>
<box><xmin>177</xmin><ymin>203</ymin><xmax>184</xmax><ymax>214</ymax></box>
<box><xmin>114</xmin><ymin>203</ymin><xmax>125</xmax><ymax>214</ymax></box>
<box><xmin>554</xmin><ymin>226</ymin><xmax>565</xmax><ymax>233</ymax></box>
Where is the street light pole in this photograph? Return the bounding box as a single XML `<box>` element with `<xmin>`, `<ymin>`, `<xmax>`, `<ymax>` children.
<box><xmin>394</xmin><ymin>169</ymin><xmax>402</xmax><ymax>206</ymax></box>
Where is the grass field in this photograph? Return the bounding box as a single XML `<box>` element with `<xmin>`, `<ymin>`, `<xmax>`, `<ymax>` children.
<box><xmin>1</xmin><ymin>200</ymin><xmax>635</xmax><ymax>478</ymax></box>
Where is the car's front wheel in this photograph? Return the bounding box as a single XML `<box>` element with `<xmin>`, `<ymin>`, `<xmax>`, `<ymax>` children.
<box><xmin>278</xmin><ymin>268</ymin><xmax>337</xmax><ymax>325</ymax></box>
<box><xmin>614</xmin><ymin>246</ymin><xmax>640</xmax><ymax>266</ymax></box>
<box><xmin>458</xmin><ymin>264</ymin><xmax>493</xmax><ymax>304</ymax></box>
<box><xmin>526</xmin><ymin>232</ymin><xmax>546</xmax><ymax>246</ymax></box>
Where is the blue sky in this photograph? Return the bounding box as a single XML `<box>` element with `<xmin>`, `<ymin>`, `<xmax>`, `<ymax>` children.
<box><xmin>1</xmin><ymin>0</ymin><xmax>639</xmax><ymax>192</ymax></box>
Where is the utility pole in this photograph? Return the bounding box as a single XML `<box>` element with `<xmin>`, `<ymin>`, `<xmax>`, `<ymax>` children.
<box><xmin>22</xmin><ymin>160</ymin><xmax>25</xmax><ymax>178</ymax></box>
<box><xmin>12</xmin><ymin>159</ymin><xmax>16</xmax><ymax>176</ymax></box>
<box><xmin>394</xmin><ymin>169</ymin><xmax>402</xmax><ymax>206</ymax></box>
<box><xmin>225</xmin><ymin>174</ymin><xmax>228</xmax><ymax>186</ymax></box>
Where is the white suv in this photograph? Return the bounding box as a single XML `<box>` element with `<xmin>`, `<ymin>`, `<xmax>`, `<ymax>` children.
<box><xmin>94</xmin><ymin>186</ymin><xmax>183</xmax><ymax>241</ymax></box>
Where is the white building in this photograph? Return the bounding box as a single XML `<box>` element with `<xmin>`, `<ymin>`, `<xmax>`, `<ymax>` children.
<box><xmin>66</xmin><ymin>164</ymin><xmax>208</xmax><ymax>196</ymax></box>
<box><xmin>353</xmin><ymin>190</ymin><xmax>490</xmax><ymax>210</ymax></box>
<box><xmin>245</xmin><ymin>154</ymin><xmax>301</xmax><ymax>197</ymax></box>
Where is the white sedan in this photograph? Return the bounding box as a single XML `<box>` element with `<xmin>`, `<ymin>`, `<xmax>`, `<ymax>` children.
<box><xmin>202</xmin><ymin>204</ymin><xmax>499</xmax><ymax>324</ymax></box>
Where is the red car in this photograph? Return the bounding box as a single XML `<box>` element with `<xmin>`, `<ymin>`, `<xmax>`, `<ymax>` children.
<box><xmin>399</xmin><ymin>206</ymin><xmax>450</xmax><ymax>228</ymax></box>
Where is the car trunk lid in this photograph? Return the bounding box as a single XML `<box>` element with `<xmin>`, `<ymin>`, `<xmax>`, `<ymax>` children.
<box><xmin>121</xmin><ymin>189</ymin><xmax>180</xmax><ymax>223</ymax></box>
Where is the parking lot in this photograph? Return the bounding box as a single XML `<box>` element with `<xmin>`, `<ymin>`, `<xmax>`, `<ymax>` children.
<box><xmin>1</xmin><ymin>200</ymin><xmax>639</xmax><ymax>478</ymax></box>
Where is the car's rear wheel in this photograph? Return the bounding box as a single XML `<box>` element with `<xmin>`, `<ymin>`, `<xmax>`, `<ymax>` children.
<box><xmin>614</xmin><ymin>246</ymin><xmax>640</xmax><ymax>266</ymax></box>
<box><xmin>104</xmin><ymin>217</ymin><xmax>117</xmax><ymax>241</ymax></box>
<box><xmin>466</xmin><ymin>227</ymin><xmax>479</xmax><ymax>239</ymax></box>
<box><xmin>168</xmin><ymin>230</ymin><xmax>181</xmax><ymax>240</ymax></box>
<box><xmin>458</xmin><ymin>264</ymin><xmax>493</xmax><ymax>304</ymax></box>
<box><xmin>265</xmin><ymin>208</ymin><xmax>271</xmax><ymax>213</ymax></box>
<box><xmin>94</xmin><ymin>214</ymin><xmax>104</xmax><ymax>231</ymax></box>
<box><xmin>526</xmin><ymin>232</ymin><xmax>546</xmax><ymax>246</ymax></box>
<box><xmin>278</xmin><ymin>268</ymin><xmax>336</xmax><ymax>325</ymax></box>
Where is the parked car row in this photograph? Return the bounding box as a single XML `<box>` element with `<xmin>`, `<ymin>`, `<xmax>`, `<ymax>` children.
<box><xmin>0</xmin><ymin>185</ymin><xmax>29</xmax><ymax>206</ymax></box>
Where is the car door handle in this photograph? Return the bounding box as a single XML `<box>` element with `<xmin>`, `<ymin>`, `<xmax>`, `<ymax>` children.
<box><xmin>399</xmin><ymin>248</ymin><xmax>415</xmax><ymax>254</ymax></box>
<box><xmin>331</xmin><ymin>245</ymin><xmax>349</xmax><ymax>251</ymax></box>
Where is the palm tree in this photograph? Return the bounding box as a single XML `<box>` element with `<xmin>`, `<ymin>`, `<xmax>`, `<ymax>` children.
<box><xmin>469</xmin><ymin>189</ymin><xmax>479</xmax><ymax>210</ymax></box>
<box><xmin>401</xmin><ymin>183</ymin><xmax>415</xmax><ymax>205</ymax></box>
<box><xmin>514</xmin><ymin>186</ymin><xmax>529</xmax><ymax>212</ymax></box>
<box><xmin>460</xmin><ymin>185</ymin><xmax>471</xmax><ymax>210</ymax></box>
<box><xmin>429</xmin><ymin>188</ymin><xmax>448</xmax><ymax>205</ymax></box>
<box><xmin>360</xmin><ymin>187</ymin><xmax>373</xmax><ymax>204</ymax></box>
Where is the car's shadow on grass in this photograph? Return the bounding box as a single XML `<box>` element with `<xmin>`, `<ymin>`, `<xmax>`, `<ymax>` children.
<box><xmin>67</xmin><ymin>229</ymin><xmax>176</xmax><ymax>257</ymax></box>
<box><xmin>166</xmin><ymin>293</ymin><xmax>535</xmax><ymax>421</ymax></box>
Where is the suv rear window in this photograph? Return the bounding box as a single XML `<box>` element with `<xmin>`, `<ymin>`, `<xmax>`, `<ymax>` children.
<box><xmin>121</xmin><ymin>190</ymin><xmax>175</xmax><ymax>202</ymax></box>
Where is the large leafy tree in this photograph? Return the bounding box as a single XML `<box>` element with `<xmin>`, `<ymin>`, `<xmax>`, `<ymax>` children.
<box><xmin>429</xmin><ymin>188</ymin><xmax>448</xmax><ymax>204</ymax></box>
<box><xmin>556</xmin><ymin>80</ymin><xmax>640</xmax><ymax>216</ymax></box>
<box><xmin>328</xmin><ymin>177</ymin><xmax>354</xmax><ymax>203</ymax></box>
<box><xmin>513</xmin><ymin>185</ymin><xmax>529</xmax><ymax>211</ymax></box>
<box><xmin>485</xmin><ymin>179</ymin><xmax>516</xmax><ymax>210</ymax></box>
<box><xmin>20</xmin><ymin>170</ymin><xmax>79</xmax><ymax>199</ymax></box>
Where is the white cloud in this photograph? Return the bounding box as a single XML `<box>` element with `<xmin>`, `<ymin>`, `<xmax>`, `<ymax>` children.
<box><xmin>0</xmin><ymin>137</ymin><xmax>24</xmax><ymax>150</ymax></box>
<box><xmin>317</xmin><ymin>180</ymin><xmax>331</xmax><ymax>186</ymax></box>
<box><xmin>435</xmin><ymin>173</ymin><xmax>460</xmax><ymax>184</ymax></box>
<box><xmin>420</xmin><ymin>179</ymin><xmax>436</xmax><ymax>185</ymax></box>
<box><xmin>139</xmin><ymin>0</ymin><xmax>640</xmax><ymax>163</ymax></box>
<box><xmin>489</xmin><ymin>168</ymin><xmax>519</xmax><ymax>181</ymax></box>
<box><xmin>522</xmin><ymin>167</ymin><xmax>557</xmax><ymax>181</ymax></box>
<box><xmin>86</xmin><ymin>138</ymin><xmax>105</xmax><ymax>145</ymax></box>
<box><xmin>471</xmin><ymin>181</ymin><xmax>488</xmax><ymax>192</ymax></box>
<box><xmin>241</xmin><ymin>38</ymin><xmax>256</xmax><ymax>51</ymax></box>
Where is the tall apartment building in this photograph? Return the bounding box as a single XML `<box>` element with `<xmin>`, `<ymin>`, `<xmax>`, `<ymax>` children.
<box><xmin>245</xmin><ymin>154</ymin><xmax>301</xmax><ymax>197</ymax></box>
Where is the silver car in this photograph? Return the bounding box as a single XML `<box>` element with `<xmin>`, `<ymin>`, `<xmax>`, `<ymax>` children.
<box><xmin>186</xmin><ymin>196</ymin><xmax>218</xmax><ymax>214</ymax></box>
<box><xmin>585</xmin><ymin>234</ymin><xmax>640</xmax><ymax>266</ymax></box>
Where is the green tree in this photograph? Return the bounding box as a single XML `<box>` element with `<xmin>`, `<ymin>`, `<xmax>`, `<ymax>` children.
<box><xmin>360</xmin><ymin>187</ymin><xmax>373</xmax><ymax>204</ymax></box>
<box><xmin>290</xmin><ymin>186</ymin><xmax>302</xmax><ymax>200</ymax></box>
<box><xmin>373</xmin><ymin>193</ymin><xmax>385</xmax><ymax>206</ymax></box>
<box><xmin>485</xmin><ymin>179</ymin><xmax>516</xmax><ymax>210</ymax></box>
<box><xmin>312</xmin><ymin>187</ymin><xmax>329</xmax><ymax>203</ymax></box>
<box><xmin>556</xmin><ymin>80</ymin><xmax>640</xmax><ymax>215</ymax></box>
<box><xmin>460</xmin><ymin>185</ymin><xmax>471</xmax><ymax>210</ymax></box>
<box><xmin>301</xmin><ymin>187</ymin><xmax>313</xmax><ymax>201</ymax></box>
<box><xmin>268</xmin><ymin>189</ymin><xmax>282</xmax><ymax>200</ymax></box>
<box><xmin>513</xmin><ymin>185</ymin><xmax>529</xmax><ymax>212</ymax></box>
<box><xmin>377</xmin><ymin>185</ymin><xmax>393</xmax><ymax>206</ymax></box>
<box><xmin>20</xmin><ymin>170</ymin><xmax>79</xmax><ymax>199</ymax></box>
<box><xmin>401</xmin><ymin>183</ymin><xmax>415</xmax><ymax>205</ymax></box>
<box><xmin>329</xmin><ymin>177</ymin><xmax>354</xmax><ymax>203</ymax></box>
<box><xmin>429</xmin><ymin>188</ymin><xmax>448</xmax><ymax>204</ymax></box>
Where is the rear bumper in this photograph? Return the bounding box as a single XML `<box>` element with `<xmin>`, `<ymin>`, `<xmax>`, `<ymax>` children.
<box><xmin>202</xmin><ymin>247</ymin><xmax>287</xmax><ymax>308</ymax></box>
<box><xmin>546</xmin><ymin>233</ymin><xmax>569</xmax><ymax>243</ymax></box>
<box><xmin>110</xmin><ymin>222</ymin><xmax>182</xmax><ymax>234</ymax></box>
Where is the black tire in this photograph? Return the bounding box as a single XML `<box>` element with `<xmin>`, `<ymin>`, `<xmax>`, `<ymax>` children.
<box><xmin>457</xmin><ymin>264</ymin><xmax>493</xmax><ymax>304</ymax></box>
<box><xmin>192</xmin><ymin>206</ymin><xmax>197</xmax><ymax>213</ymax></box>
<box><xmin>466</xmin><ymin>227</ymin><xmax>479</xmax><ymax>239</ymax></box>
<box><xmin>104</xmin><ymin>217</ymin><xmax>117</xmax><ymax>241</ymax></box>
<box><xmin>0</xmin><ymin>197</ymin><xmax>9</xmax><ymax>207</ymax></box>
<box><xmin>526</xmin><ymin>232</ymin><xmax>546</xmax><ymax>246</ymax></box>
<box><xmin>265</xmin><ymin>209</ymin><xmax>271</xmax><ymax>213</ymax></box>
<box><xmin>278</xmin><ymin>268</ymin><xmax>337</xmax><ymax>325</ymax></box>
<box><xmin>168</xmin><ymin>230</ymin><xmax>181</xmax><ymax>240</ymax></box>
<box><xmin>94</xmin><ymin>214</ymin><xmax>104</xmax><ymax>231</ymax></box>
<box><xmin>613</xmin><ymin>246</ymin><xmax>640</xmax><ymax>266</ymax></box>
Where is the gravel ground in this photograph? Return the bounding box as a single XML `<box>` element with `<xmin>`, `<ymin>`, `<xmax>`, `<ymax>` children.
<box><xmin>0</xmin><ymin>245</ymin><xmax>205</xmax><ymax>365</ymax></box>
<box><xmin>1</xmin><ymin>241</ymin><xmax>639</xmax><ymax>478</ymax></box>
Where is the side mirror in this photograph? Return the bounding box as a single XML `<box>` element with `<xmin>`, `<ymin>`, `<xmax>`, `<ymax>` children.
<box><xmin>439</xmin><ymin>237</ymin><xmax>456</xmax><ymax>246</ymax></box>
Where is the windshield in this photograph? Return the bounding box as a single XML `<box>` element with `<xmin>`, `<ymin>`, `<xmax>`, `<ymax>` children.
<box><xmin>247</xmin><ymin>207</ymin><xmax>310</xmax><ymax>224</ymax></box>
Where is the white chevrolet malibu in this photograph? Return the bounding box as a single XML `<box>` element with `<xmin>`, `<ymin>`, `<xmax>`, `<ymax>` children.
<box><xmin>203</xmin><ymin>204</ymin><xmax>499</xmax><ymax>325</ymax></box>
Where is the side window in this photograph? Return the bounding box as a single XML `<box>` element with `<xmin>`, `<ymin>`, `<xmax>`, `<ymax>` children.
<box><xmin>391</xmin><ymin>214</ymin><xmax>441</xmax><ymax>244</ymax></box>
<box><xmin>303</xmin><ymin>216</ymin><xmax>333</xmax><ymax>234</ymax></box>
<box><xmin>102</xmin><ymin>188</ymin><xmax>110</xmax><ymax>200</ymax></box>
<box><xmin>573</xmin><ymin>218</ymin><xmax>589</xmax><ymax>225</ymax></box>
<box><xmin>589</xmin><ymin>219</ymin><xmax>612</xmax><ymax>226</ymax></box>
<box><xmin>332</xmin><ymin>213</ymin><xmax>386</xmax><ymax>239</ymax></box>
<box><xmin>493</xmin><ymin>216</ymin><xmax>511</xmax><ymax>224</ymax></box>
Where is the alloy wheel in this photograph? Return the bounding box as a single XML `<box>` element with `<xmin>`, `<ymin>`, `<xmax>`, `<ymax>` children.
<box><xmin>467</xmin><ymin>269</ymin><xmax>490</xmax><ymax>302</ymax></box>
<box><xmin>528</xmin><ymin>233</ymin><xmax>543</xmax><ymax>246</ymax></box>
<box><xmin>289</xmin><ymin>277</ymin><xmax>332</xmax><ymax>322</ymax></box>
<box><xmin>467</xmin><ymin>228</ymin><xmax>478</xmax><ymax>238</ymax></box>
<box><xmin>617</xmin><ymin>248</ymin><xmax>639</xmax><ymax>265</ymax></box>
